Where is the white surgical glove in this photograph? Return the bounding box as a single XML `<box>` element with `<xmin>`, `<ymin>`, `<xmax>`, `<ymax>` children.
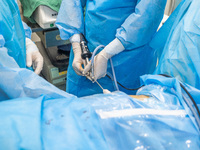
<box><xmin>70</xmin><ymin>34</ymin><xmax>84</xmax><ymax>76</ymax></box>
<box><xmin>26</xmin><ymin>38</ymin><xmax>43</xmax><ymax>74</ymax></box>
<box><xmin>83</xmin><ymin>38</ymin><xmax>125</xmax><ymax>80</ymax></box>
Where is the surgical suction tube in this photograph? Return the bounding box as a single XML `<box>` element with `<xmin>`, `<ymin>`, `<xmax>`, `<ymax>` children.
<box><xmin>91</xmin><ymin>45</ymin><xmax>119</xmax><ymax>91</ymax></box>
<box><xmin>109</xmin><ymin>58</ymin><xmax>119</xmax><ymax>91</ymax></box>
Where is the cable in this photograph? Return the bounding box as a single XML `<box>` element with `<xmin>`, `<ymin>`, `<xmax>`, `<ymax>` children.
<box><xmin>106</xmin><ymin>74</ymin><xmax>143</xmax><ymax>91</ymax></box>
<box><xmin>90</xmin><ymin>45</ymin><xmax>121</xmax><ymax>91</ymax></box>
<box><xmin>159</xmin><ymin>74</ymin><xmax>200</xmax><ymax>129</ymax></box>
<box><xmin>159</xmin><ymin>74</ymin><xmax>200</xmax><ymax>117</ymax></box>
<box><xmin>90</xmin><ymin>45</ymin><xmax>105</xmax><ymax>81</ymax></box>
<box><xmin>91</xmin><ymin>45</ymin><xmax>143</xmax><ymax>91</ymax></box>
<box><xmin>109</xmin><ymin>58</ymin><xmax>119</xmax><ymax>91</ymax></box>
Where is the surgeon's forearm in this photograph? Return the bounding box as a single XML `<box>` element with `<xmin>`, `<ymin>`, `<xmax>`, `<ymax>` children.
<box><xmin>116</xmin><ymin>0</ymin><xmax>167</xmax><ymax>50</ymax></box>
<box><xmin>56</xmin><ymin>0</ymin><xmax>85</xmax><ymax>40</ymax></box>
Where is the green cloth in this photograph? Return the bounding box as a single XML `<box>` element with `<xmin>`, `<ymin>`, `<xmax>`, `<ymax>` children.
<box><xmin>20</xmin><ymin>0</ymin><xmax>62</xmax><ymax>22</ymax></box>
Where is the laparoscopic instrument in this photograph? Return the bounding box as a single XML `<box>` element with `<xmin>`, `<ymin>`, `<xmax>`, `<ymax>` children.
<box><xmin>80</xmin><ymin>34</ymin><xmax>145</xmax><ymax>94</ymax></box>
<box><xmin>80</xmin><ymin>34</ymin><xmax>142</xmax><ymax>94</ymax></box>
<box><xmin>80</xmin><ymin>34</ymin><xmax>111</xmax><ymax>94</ymax></box>
<box><xmin>80</xmin><ymin>39</ymin><xmax>91</xmax><ymax>70</ymax></box>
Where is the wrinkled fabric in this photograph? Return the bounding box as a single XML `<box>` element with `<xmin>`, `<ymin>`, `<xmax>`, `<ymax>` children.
<box><xmin>22</xmin><ymin>21</ymin><xmax>32</xmax><ymax>39</ymax></box>
<box><xmin>56</xmin><ymin>0</ymin><xmax>166</xmax><ymax>97</ymax></box>
<box><xmin>0</xmin><ymin>0</ymin><xmax>31</xmax><ymax>68</ymax></box>
<box><xmin>0</xmin><ymin>34</ymin><xmax>5</xmax><ymax>48</ymax></box>
<box><xmin>0</xmin><ymin>0</ymin><xmax>199</xmax><ymax>148</ymax></box>
<box><xmin>154</xmin><ymin>0</ymin><xmax>200</xmax><ymax>90</ymax></box>
<box><xmin>0</xmin><ymin>47</ymin><xmax>73</xmax><ymax>101</ymax></box>
<box><xmin>20</xmin><ymin>0</ymin><xmax>62</xmax><ymax>22</ymax></box>
<box><xmin>0</xmin><ymin>93</ymin><xmax>199</xmax><ymax>150</ymax></box>
<box><xmin>0</xmin><ymin>53</ymin><xmax>199</xmax><ymax>149</ymax></box>
<box><xmin>138</xmin><ymin>74</ymin><xmax>200</xmax><ymax>130</ymax></box>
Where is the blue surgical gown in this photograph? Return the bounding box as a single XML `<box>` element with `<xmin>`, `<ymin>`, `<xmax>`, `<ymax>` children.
<box><xmin>154</xmin><ymin>0</ymin><xmax>200</xmax><ymax>90</ymax></box>
<box><xmin>0</xmin><ymin>0</ymin><xmax>31</xmax><ymax>68</ymax></box>
<box><xmin>56</xmin><ymin>0</ymin><xmax>167</xmax><ymax>97</ymax></box>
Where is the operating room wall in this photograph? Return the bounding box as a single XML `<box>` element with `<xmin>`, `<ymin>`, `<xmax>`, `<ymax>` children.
<box><xmin>165</xmin><ymin>0</ymin><xmax>182</xmax><ymax>15</ymax></box>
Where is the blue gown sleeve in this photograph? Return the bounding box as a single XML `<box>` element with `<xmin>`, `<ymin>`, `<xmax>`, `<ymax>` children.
<box><xmin>0</xmin><ymin>34</ymin><xmax>5</xmax><ymax>48</ymax></box>
<box><xmin>22</xmin><ymin>21</ymin><xmax>32</xmax><ymax>39</ymax></box>
<box><xmin>116</xmin><ymin>0</ymin><xmax>167</xmax><ymax>50</ymax></box>
<box><xmin>56</xmin><ymin>0</ymin><xmax>86</xmax><ymax>40</ymax></box>
<box><xmin>0</xmin><ymin>34</ymin><xmax>20</xmax><ymax>68</ymax></box>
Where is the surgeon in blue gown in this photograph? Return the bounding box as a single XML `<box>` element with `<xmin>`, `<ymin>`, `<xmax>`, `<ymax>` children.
<box><xmin>0</xmin><ymin>0</ymin><xmax>43</xmax><ymax>74</ymax></box>
<box><xmin>56</xmin><ymin>0</ymin><xmax>167</xmax><ymax>97</ymax></box>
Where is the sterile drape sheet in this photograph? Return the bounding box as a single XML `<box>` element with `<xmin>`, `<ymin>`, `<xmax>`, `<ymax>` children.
<box><xmin>0</xmin><ymin>47</ymin><xmax>199</xmax><ymax>149</ymax></box>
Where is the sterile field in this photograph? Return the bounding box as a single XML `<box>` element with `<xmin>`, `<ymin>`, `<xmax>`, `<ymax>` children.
<box><xmin>0</xmin><ymin>0</ymin><xmax>199</xmax><ymax>149</ymax></box>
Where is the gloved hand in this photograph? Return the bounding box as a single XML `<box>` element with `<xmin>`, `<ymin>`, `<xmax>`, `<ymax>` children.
<box><xmin>83</xmin><ymin>38</ymin><xmax>125</xmax><ymax>80</ymax></box>
<box><xmin>26</xmin><ymin>38</ymin><xmax>43</xmax><ymax>74</ymax></box>
<box><xmin>71</xmin><ymin>42</ymin><xmax>84</xmax><ymax>75</ymax></box>
<box><xmin>70</xmin><ymin>34</ymin><xmax>84</xmax><ymax>75</ymax></box>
